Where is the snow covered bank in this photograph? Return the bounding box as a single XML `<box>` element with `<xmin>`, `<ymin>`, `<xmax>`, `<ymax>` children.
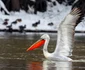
<box><xmin>0</xmin><ymin>3</ymin><xmax>85</xmax><ymax>32</ymax></box>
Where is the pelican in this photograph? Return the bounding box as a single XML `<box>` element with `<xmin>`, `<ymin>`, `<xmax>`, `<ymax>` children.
<box><xmin>26</xmin><ymin>8</ymin><xmax>81</xmax><ymax>61</ymax></box>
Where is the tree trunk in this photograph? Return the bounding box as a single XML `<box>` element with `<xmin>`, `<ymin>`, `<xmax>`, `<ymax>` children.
<box><xmin>11</xmin><ymin>0</ymin><xmax>20</xmax><ymax>11</ymax></box>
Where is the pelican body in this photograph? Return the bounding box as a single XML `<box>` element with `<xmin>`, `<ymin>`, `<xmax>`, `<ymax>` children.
<box><xmin>26</xmin><ymin>8</ymin><xmax>81</xmax><ymax>61</ymax></box>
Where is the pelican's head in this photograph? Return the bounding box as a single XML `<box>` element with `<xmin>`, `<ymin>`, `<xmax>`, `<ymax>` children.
<box><xmin>41</xmin><ymin>34</ymin><xmax>50</xmax><ymax>40</ymax></box>
<box><xmin>26</xmin><ymin>34</ymin><xmax>50</xmax><ymax>51</ymax></box>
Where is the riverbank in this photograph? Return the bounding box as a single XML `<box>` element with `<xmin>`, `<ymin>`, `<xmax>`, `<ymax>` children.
<box><xmin>0</xmin><ymin>29</ymin><xmax>85</xmax><ymax>33</ymax></box>
<box><xmin>0</xmin><ymin>3</ymin><xmax>85</xmax><ymax>32</ymax></box>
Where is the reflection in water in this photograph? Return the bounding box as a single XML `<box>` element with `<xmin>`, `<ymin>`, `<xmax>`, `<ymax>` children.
<box><xmin>27</xmin><ymin>62</ymin><xmax>42</xmax><ymax>70</ymax></box>
<box><xmin>26</xmin><ymin>60</ymin><xmax>72</xmax><ymax>70</ymax></box>
<box><xmin>0</xmin><ymin>33</ymin><xmax>85</xmax><ymax>70</ymax></box>
<box><xmin>43</xmin><ymin>60</ymin><xmax>72</xmax><ymax>70</ymax></box>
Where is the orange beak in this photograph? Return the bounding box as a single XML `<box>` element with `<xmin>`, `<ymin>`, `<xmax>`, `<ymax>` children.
<box><xmin>26</xmin><ymin>39</ymin><xmax>45</xmax><ymax>51</ymax></box>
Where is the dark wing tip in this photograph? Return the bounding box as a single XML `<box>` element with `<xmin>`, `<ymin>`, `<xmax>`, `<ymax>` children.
<box><xmin>70</xmin><ymin>8</ymin><xmax>81</xmax><ymax>15</ymax></box>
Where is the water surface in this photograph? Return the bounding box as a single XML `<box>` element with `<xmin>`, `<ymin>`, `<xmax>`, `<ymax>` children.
<box><xmin>0</xmin><ymin>32</ymin><xmax>85</xmax><ymax>70</ymax></box>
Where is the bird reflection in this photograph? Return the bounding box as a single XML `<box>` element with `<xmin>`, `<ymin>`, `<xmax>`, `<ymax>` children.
<box><xmin>43</xmin><ymin>60</ymin><xmax>72</xmax><ymax>70</ymax></box>
<box><xmin>27</xmin><ymin>62</ymin><xmax>42</xmax><ymax>70</ymax></box>
<box><xmin>27</xmin><ymin>60</ymin><xmax>72</xmax><ymax>70</ymax></box>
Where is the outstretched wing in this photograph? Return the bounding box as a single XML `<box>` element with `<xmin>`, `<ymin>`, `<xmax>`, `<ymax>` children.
<box><xmin>61</xmin><ymin>8</ymin><xmax>81</xmax><ymax>26</ymax></box>
<box><xmin>54</xmin><ymin>8</ymin><xmax>81</xmax><ymax>57</ymax></box>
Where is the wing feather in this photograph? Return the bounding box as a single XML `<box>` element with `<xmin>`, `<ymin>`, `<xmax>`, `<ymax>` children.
<box><xmin>54</xmin><ymin>8</ymin><xmax>81</xmax><ymax>56</ymax></box>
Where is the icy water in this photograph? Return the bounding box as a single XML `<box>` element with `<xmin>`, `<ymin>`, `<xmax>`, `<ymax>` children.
<box><xmin>0</xmin><ymin>32</ymin><xmax>85</xmax><ymax>70</ymax></box>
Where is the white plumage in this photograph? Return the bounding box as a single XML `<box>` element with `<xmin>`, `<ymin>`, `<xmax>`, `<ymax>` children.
<box><xmin>27</xmin><ymin>8</ymin><xmax>81</xmax><ymax>61</ymax></box>
<box><xmin>42</xmin><ymin>8</ymin><xmax>81</xmax><ymax>61</ymax></box>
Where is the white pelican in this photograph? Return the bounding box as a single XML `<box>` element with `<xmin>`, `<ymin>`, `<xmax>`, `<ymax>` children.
<box><xmin>26</xmin><ymin>8</ymin><xmax>81</xmax><ymax>61</ymax></box>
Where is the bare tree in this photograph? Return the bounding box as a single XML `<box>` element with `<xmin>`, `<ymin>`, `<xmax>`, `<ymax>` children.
<box><xmin>11</xmin><ymin>0</ymin><xmax>20</xmax><ymax>11</ymax></box>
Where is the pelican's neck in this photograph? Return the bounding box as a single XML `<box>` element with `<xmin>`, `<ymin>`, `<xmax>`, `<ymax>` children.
<box><xmin>43</xmin><ymin>38</ymin><xmax>52</xmax><ymax>59</ymax></box>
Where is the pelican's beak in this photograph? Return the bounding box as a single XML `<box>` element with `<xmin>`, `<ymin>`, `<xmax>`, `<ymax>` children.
<box><xmin>26</xmin><ymin>39</ymin><xmax>45</xmax><ymax>51</ymax></box>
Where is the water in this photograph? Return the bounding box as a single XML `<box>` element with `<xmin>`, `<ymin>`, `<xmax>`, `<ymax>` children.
<box><xmin>0</xmin><ymin>32</ymin><xmax>85</xmax><ymax>70</ymax></box>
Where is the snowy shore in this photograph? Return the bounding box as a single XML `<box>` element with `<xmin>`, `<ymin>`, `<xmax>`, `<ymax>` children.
<box><xmin>0</xmin><ymin>3</ymin><xmax>85</xmax><ymax>32</ymax></box>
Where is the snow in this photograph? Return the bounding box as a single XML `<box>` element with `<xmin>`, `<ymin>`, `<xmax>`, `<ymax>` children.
<box><xmin>0</xmin><ymin>2</ymin><xmax>85</xmax><ymax>32</ymax></box>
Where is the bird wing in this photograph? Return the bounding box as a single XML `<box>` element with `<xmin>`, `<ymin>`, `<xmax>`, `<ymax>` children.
<box><xmin>54</xmin><ymin>8</ymin><xmax>81</xmax><ymax>56</ymax></box>
<box><xmin>61</xmin><ymin>8</ymin><xmax>81</xmax><ymax>26</ymax></box>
